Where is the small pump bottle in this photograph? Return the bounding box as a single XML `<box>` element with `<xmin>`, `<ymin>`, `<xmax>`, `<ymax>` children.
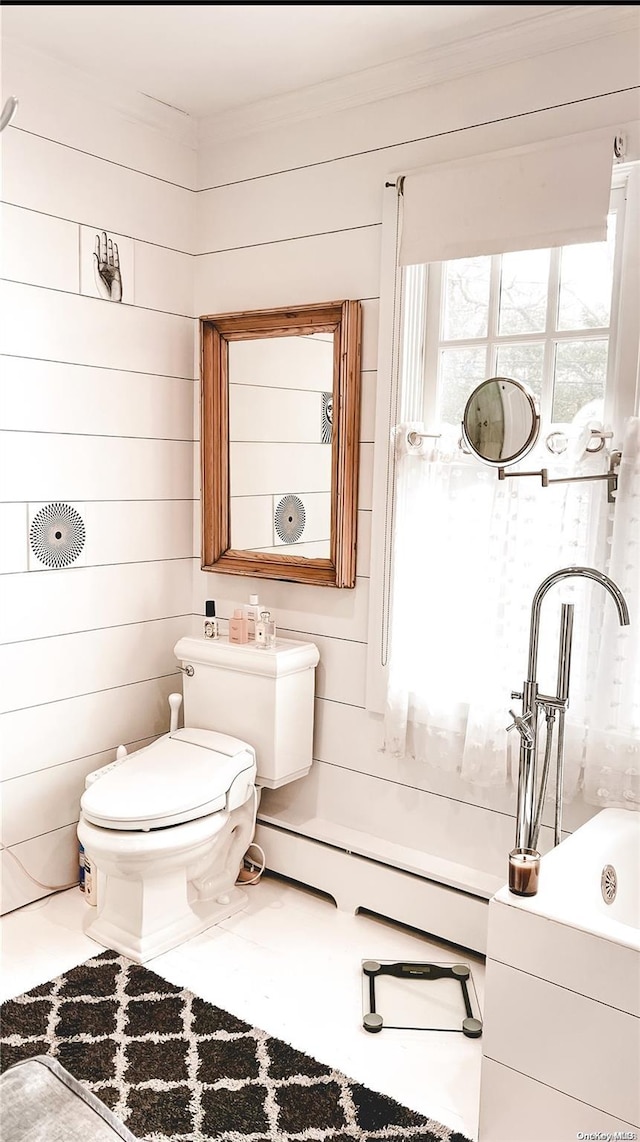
<box><xmin>244</xmin><ymin>593</ymin><xmax>261</xmax><ymax>639</ymax></box>
<box><xmin>229</xmin><ymin>608</ymin><xmax>249</xmax><ymax>644</ymax></box>
<box><xmin>204</xmin><ymin>599</ymin><xmax>219</xmax><ymax>639</ymax></box>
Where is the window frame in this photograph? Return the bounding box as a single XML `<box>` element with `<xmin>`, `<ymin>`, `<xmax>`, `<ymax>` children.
<box><xmin>366</xmin><ymin>162</ymin><xmax>640</xmax><ymax>715</ymax></box>
<box><xmin>421</xmin><ymin>182</ymin><xmax>627</xmax><ymax>442</ymax></box>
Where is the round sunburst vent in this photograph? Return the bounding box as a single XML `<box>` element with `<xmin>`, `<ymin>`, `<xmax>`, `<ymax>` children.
<box><xmin>274</xmin><ymin>494</ymin><xmax>306</xmax><ymax>544</ymax></box>
<box><xmin>322</xmin><ymin>392</ymin><xmax>333</xmax><ymax>444</ymax></box>
<box><xmin>29</xmin><ymin>502</ymin><xmax>86</xmax><ymax>569</ymax></box>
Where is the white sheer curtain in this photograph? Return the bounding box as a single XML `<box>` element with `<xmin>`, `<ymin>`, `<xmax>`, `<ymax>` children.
<box><xmin>383</xmin><ymin>418</ymin><xmax>640</xmax><ymax>808</ymax></box>
<box><xmin>583</xmin><ymin>417</ymin><xmax>640</xmax><ymax>808</ymax></box>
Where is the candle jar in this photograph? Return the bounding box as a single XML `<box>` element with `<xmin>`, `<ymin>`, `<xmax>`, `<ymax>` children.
<box><xmin>508</xmin><ymin>848</ymin><xmax>540</xmax><ymax>896</ymax></box>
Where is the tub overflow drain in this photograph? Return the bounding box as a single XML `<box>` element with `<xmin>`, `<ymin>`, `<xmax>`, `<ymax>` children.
<box><xmin>601</xmin><ymin>864</ymin><xmax>617</xmax><ymax>905</ymax></box>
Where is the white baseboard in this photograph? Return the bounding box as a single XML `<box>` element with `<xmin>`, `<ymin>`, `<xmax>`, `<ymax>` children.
<box><xmin>255</xmin><ymin>820</ymin><xmax>489</xmax><ymax>954</ymax></box>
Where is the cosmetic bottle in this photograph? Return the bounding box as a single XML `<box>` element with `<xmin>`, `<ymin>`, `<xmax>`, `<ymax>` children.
<box><xmin>229</xmin><ymin>608</ymin><xmax>249</xmax><ymax>644</ymax></box>
<box><xmin>84</xmin><ymin>855</ymin><xmax>97</xmax><ymax>906</ymax></box>
<box><xmin>244</xmin><ymin>593</ymin><xmax>261</xmax><ymax>639</ymax></box>
<box><xmin>204</xmin><ymin>599</ymin><xmax>219</xmax><ymax>639</ymax></box>
<box><xmin>255</xmin><ymin>611</ymin><xmax>267</xmax><ymax>648</ymax></box>
<box><xmin>257</xmin><ymin>609</ymin><xmax>276</xmax><ymax>649</ymax></box>
<box><xmin>79</xmin><ymin>843</ymin><xmax>86</xmax><ymax>892</ymax></box>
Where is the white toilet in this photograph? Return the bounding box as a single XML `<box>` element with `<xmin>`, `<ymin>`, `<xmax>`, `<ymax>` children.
<box><xmin>77</xmin><ymin>634</ymin><xmax>319</xmax><ymax>963</ymax></box>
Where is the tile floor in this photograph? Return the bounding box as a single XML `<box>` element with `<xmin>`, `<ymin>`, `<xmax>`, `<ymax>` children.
<box><xmin>0</xmin><ymin>873</ymin><xmax>485</xmax><ymax>1140</ymax></box>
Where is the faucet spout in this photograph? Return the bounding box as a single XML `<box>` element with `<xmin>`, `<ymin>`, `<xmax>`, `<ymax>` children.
<box><xmin>526</xmin><ymin>566</ymin><xmax>630</xmax><ymax>682</ymax></box>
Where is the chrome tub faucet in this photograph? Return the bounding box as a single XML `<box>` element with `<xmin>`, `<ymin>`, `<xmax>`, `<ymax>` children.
<box><xmin>508</xmin><ymin>566</ymin><xmax>630</xmax><ymax>895</ymax></box>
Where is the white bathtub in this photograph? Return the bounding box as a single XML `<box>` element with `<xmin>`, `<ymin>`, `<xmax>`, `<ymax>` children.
<box><xmin>479</xmin><ymin>808</ymin><xmax>640</xmax><ymax>1141</ymax></box>
<box><xmin>501</xmin><ymin>806</ymin><xmax>640</xmax><ymax>950</ymax></box>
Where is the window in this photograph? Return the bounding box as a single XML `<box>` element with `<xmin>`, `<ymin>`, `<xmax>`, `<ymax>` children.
<box><xmin>415</xmin><ymin>185</ymin><xmax>626</xmax><ymax>442</ymax></box>
<box><xmin>368</xmin><ymin>163</ymin><xmax>640</xmax><ymax>812</ymax></box>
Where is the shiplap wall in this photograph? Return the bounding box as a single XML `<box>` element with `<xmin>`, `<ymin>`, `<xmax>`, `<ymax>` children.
<box><xmin>0</xmin><ymin>43</ymin><xmax>198</xmax><ymax>912</ymax></box>
<box><xmin>194</xmin><ymin>28</ymin><xmax>640</xmax><ymax>893</ymax></box>
<box><xmin>1</xmin><ymin>20</ymin><xmax>638</xmax><ymax>919</ymax></box>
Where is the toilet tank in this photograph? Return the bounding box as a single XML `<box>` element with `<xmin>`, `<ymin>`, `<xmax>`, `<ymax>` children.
<box><xmin>174</xmin><ymin>635</ymin><xmax>319</xmax><ymax>789</ymax></box>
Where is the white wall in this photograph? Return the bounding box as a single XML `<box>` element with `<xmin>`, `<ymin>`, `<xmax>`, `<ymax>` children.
<box><xmin>194</xmin><ymin>24</ymin><xmax>640</xmax><ymax>901</ymax></box>
<box><xmin>0</xmin><ymin>43</ymin><xmax>198</xmax><ymax>912</ymax></box>
<box><xmin>2</xmin><ymin>15</ymin><xmax>638</xmax><ymax>923</ymax></box>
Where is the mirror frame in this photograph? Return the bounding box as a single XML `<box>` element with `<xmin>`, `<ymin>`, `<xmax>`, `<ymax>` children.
<box><xmin>461</xmin><ymin>376</ymin><xmax>540</xmax><ymax>467</ymax></box>
<box><xmin>200</xmin><ymin>300</ymin><xmax>362</xmax><ymax>588</ymax></box>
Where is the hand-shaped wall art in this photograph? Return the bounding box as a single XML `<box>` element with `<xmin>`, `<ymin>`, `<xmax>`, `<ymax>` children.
<box><xmin>93</xmin><ymin>231</ymin><xmax>122</xmax><ymax>301</ymax></box>
<box><xmin>79</xmin><ymin>226</ymin><xmax>134</xmax><ymax>304</ymax></box>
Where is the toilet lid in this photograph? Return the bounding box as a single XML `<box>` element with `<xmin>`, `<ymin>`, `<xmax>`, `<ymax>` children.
<box><xmin>80</xmin><ymin>729</ymin><xmax>256</xmax><ymax>830</ymax></box>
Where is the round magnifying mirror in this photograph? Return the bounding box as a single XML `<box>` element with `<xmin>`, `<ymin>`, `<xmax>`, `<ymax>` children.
<box><xmin>461</xmin><ymin>377</ymin><xmax>540</xmax><ymax>466</ymax></box>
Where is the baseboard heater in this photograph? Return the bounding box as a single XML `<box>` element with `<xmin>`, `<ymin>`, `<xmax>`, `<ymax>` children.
<box><xmin>254</xmin><ymin>819</ymin><xmax>489</xmax><ymax>956</ymax></box>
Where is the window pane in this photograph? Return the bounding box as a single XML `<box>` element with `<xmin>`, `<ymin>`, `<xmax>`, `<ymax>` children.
<box><xmin>557</xmin><ymin>214</ymin><xmax>616</xmax><ymax>331</ymax></box>
<box><xmin>498</xmin><ymin>248</ymin><xmax>550</xmax><ymax>335</ymax></box>
<box><xmin>495</xmin><ymin>343</ymin><xmax>544</xmax><ymax>401</ymax></box>
<box><xmin>439</xmin><ymin>346</ymin><xmax>487</xmax><ymax>426</ymax></box>
<box><xmin>443</xmin><ymin>256</ymin><xmax>491</xmax><ymax>340</ymax></box>
<box><xmin>552</xmin><ymin>339</ymin><xmax>608</xmax><ymax>421</ymax></box>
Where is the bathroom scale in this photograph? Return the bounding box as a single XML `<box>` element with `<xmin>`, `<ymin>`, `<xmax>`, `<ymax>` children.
<box><xmin>361</xmin><ymin>959</ymin><xmax>483</xmax><ymax>1037</ymax></box>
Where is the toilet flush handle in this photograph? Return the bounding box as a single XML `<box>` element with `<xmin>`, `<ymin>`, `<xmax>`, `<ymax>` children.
<box><xmin>168</xmin><ymin>692</ymin><xmax>183</xmax><ymax>735</ymax></box>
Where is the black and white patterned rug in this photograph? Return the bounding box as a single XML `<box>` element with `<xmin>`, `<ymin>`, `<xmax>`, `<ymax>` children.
<box><xmin>0</xmin><ymin>950</ymin><xmax>471</xmax><ymax>1142</ymax></box>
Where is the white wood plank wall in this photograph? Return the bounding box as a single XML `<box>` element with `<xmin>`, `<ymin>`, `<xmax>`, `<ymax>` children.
<box><xmin>0</xmin><ymin>45</ymin><xmax>198</xmax><ymax>912</ymax></box>
<box><xmin>2</xmin><ymin>22</ymin><xmax>638</xmax><ymax>919</ymax></box>
<box><xmin>194</xmin><ymin>28</ymin><xmax>640</xmax><ymax>895</ymax></box>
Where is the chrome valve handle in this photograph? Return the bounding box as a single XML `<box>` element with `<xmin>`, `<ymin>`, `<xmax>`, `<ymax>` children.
<box><xmin>506</xmin><ymin>709</ymin><xmax>534</xmax><ymax>744</ymax></box>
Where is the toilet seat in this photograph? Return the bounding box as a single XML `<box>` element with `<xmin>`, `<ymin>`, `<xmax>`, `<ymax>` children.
<box><xmin>80</xmin><ymin>728</ymin><xmax>256</xmax><ymax>831</ymax></box>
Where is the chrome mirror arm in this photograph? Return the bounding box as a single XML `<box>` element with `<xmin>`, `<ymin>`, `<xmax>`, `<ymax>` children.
<box><xmin>498</xmin><ymin>450</ymin><xmax>621</xmax><ymax>504</ymax></box>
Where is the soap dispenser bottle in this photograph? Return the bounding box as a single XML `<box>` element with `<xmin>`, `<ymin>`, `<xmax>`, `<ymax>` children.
<box><xmin>229</xmin><ymin>608</ymin><xmax>249</xmax><ymax>644</ymax></box>
<box><xmin>244</xmin><ymin>593</ymin><xmax>261</xmax><ymax>639</ymax></box>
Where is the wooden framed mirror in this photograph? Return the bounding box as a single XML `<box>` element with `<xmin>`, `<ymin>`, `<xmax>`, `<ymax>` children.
<box><xmin>200</xmin><ymin>300</ymin><xmax>362</xmax><ymax>588</ymax></box>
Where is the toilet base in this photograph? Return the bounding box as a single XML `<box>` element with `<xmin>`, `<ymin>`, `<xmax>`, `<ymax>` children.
<box><xmin>78</xmin><ymin>794</ymin><xmax>256</xmax><ymax>965</ymax></box>
<box><xmin>84</xmin><ymin>885</ymin><xmax>248</xmax><ymax>964</ymax></box>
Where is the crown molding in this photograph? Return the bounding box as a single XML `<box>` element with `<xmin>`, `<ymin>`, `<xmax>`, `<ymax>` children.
<box><xmin>5</xmin><ymin>38</ymin><xmax>198</xmax><ymax>150</ymax></box>
<box><xmin>198</xmin><ymin>5</ymin><xmax>638</xmax><ymax>147</ymax></box>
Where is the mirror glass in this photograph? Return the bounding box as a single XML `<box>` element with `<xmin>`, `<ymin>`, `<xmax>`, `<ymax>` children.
<box><xmin>461</xmin><ymin>376</ymin><xmax>540</xmax><ymax>466</ymax></box>
<box><xmin>200</xmin><ymin>300</ymin><xmax>361</xmax><ymax>588</ymax></box>
<box><xmin>228</xmin><ymin>333</ymin><xmax>334</xmax><ymax>558</ymax></box>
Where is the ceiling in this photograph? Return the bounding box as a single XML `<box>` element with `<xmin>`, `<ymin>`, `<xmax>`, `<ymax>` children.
<box><xmin>3</xmin><ymin>4</ymin><xmax>570</xmax><ymax>120</ymax></box>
